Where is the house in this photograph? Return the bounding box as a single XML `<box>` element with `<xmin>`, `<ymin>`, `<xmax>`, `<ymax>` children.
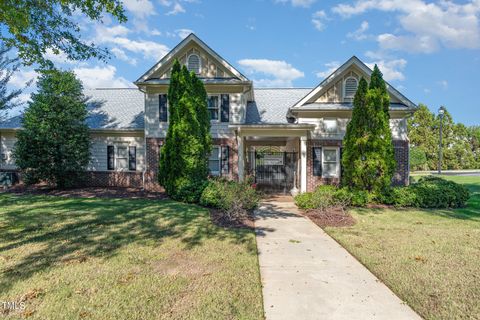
<box><xmin>0</xmin><ymin>34</ymin><xmax>416</xmax><ymax>193</ymax></box>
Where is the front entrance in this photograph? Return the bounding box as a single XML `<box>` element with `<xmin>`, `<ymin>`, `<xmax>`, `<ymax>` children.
<box><xmin>246</xmin><ymin>151</ymin><xmax>297</xmax><ymax>193</ymax></box>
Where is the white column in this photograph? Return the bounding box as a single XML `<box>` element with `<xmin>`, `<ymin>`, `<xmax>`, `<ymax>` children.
<box><xmin>300</xmin><ymin>136</ymin><xmax>307</xmax><ymax>193</ymax></box>
<box><xmin>237</xmin><ymin>135</ymin><xmax>245</xmax><ymax>181</ymax></box>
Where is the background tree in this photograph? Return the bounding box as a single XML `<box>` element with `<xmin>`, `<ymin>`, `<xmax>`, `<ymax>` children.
<box><xmin>0</xmin><ymin>45</ymin><xmax>24</xmax><ymax>113</ymax></box>
<box><xmin>159</xmin><ymin>60</ymin><xmax>211</xmax><ymax>202</ymax></box>
<box><xmin>407</xmin><ymin>104</ymin><xmax>437</xmax><ymax>169</ymax></box>
<box><xmin>342</xmin><ymin>65</ymin><xmax>396</xmax><ymax>192</ymax></box>
<box><xmin>409</xmin><ymin>147</ymin><xmax>428</xmax><ymax>171</ymax></box>
<box><xmin>13</xmin><ymin>69</ymin><xmax>90</xmax><ymax>188</ymax></box>
<box><xmin>0</xmin><ymin>0</ymin><xmax>126</xmax><ymax>67</ymax></box>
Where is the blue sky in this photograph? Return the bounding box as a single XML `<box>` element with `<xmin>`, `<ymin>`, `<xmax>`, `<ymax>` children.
<box><xmin>9</xmin><ymin>0</ymin><xmax>480</xmax><ymax>125</ymax></box>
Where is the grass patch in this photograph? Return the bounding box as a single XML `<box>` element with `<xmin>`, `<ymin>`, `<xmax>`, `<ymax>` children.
<box><xmin>0</xmin><ymin>194</ymin><xmax>263</xmax><ymax>319</ymax></box>
<box><xmin>325</xmin><ymin>176</ymin><xmax>480</xmax><ymax>320</ymax></box>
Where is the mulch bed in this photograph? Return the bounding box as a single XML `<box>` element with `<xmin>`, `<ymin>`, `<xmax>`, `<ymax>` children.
<box><xmin>209</xmin><ymin>208</ymin><xmax>255</xmax><ymax>230</ymax></box>
<box><xmin>2</xmin><ymin>184</ymin><xmax>168</xmax><ymax>200</ymax></box>
<box><xmin>301</xmin><ymin>207</ymin><xmax>356</xmax><ymax>228</ymax></box>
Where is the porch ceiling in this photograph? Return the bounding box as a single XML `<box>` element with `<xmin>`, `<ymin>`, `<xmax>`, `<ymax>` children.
<box><xmin>229</xmin><ymin>124</ymin><xmax>314</xmax><ymax>138</ymax></box>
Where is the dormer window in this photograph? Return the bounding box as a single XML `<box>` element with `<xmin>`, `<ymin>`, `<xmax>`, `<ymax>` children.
<box><xmin>344</xmin><ymin>77</ymin><xmax>358</xmax><ymax>100</ymax></box>
<box><xmin>187</xmin><ymin>54</ymin><xmax>201</xmax><ymax>74</ymax></box>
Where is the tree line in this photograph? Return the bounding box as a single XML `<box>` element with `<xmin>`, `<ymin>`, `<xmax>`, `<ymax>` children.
<box><xmin>408</xmin><ymin>105</ymin><xmax>480</xmax><ymax>171</ymax></box>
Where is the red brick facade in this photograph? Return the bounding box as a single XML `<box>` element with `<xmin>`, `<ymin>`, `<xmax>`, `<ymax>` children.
<box><xmin>305</xmin><ymin>139</ymin><xmax>410</xmax><ymax>192</ymax></box>
<box><xmin>83</xmin><ymin>171</ymin><xmax>143</xmax><ymax>188</ymax></box>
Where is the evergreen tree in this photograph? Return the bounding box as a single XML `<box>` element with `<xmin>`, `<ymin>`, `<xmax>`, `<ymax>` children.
<box><xmin>407</xmin><ymin>104</ymin><xmax>437</xmax><ymax>169</ymax></box>
<box><xmin>159</xmin><ymin>60</ymin><xmax>212</xmax><ymax>202</ymax></box>
<box><xmin>13</xmin><ymin>69</ymin><xmax>90</xmax><ymax>188</ymax></box>
<box><xmin>342</xmin><ymin>65</ymin><xmax>396</xmax><ymax>192</ymax></box>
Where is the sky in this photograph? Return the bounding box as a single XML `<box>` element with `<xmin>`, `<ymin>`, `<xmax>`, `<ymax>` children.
<box><xmin>8</xmin><ymin>0</ymin><xmax>480</xmax><ymax>125</ymax></box>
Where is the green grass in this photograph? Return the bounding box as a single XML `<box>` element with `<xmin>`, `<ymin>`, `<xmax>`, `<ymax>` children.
<box><xmin>0</xmin><ymin>195</ymin><xmax>263</xmax><ymax>319</ymax></box>
<box><xmin>325</xmin><ymin>175</ymin><xmax>480</xmax><ymax>319</ymax></box>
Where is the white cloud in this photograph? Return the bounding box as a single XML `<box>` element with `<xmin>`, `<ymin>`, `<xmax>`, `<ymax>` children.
<box><xmin>366</xmin><ymin>58</ymin><xmax>407</xmax><ymax>81</ymax></box>
<box><xmin>438</xmin><ymin>80</ymin><xmax>448</xmax><ymax>89</ymax></box>
<box><xmin>175</xmin><ymin>28</ymin><xmax>194</xmax><ymax>39</ymax></box>
<box><xmin>122</xmin><ymin>0</ymin><xmax>156</xmax><ymax>18</ymax></box>
<box><xmin>73</xmin><ymin>65</ymin><xmax>133</xmax><ymax>88</ymax></box>
<box><xmin>333</xmin><ymin>0</ymin><xmax>480</xmax><ymax>53</ymax></box>
<box><xmin>347</xmin><ymin>21</ymin><xmax>369</xmax><ymax>40</ymax></box>
<box><xmin>10</xmin><ymin>69</ymin><xmax>38</xmax><ymax>88</ymax></box>
<box><xmin>275</xmin><ymin>0</ymin><xmax>316</xmax><ymax>7</ymax></box>
<box><xmin>312</xmin><ymin>10</ymin><xmax>328</xmax><ymax>31</ymax></box>
<box><xmin>166</xmin><ymin>2</ymin><xmax>186</xmax><ymax>15</ymax></box>
<box><xmin>316</xmin><ymin>61</ymin><xmax>341</xmax><ymax>78</ymax></box>
<box><xmin>111</xmin><ymin>47</ymin><xmax>138</xmax><ymax>65</ymax></box>
<box><xmin>238</xmin><ymin>59</ymin><xmax>304</xmax><ymax>87</ymax></box>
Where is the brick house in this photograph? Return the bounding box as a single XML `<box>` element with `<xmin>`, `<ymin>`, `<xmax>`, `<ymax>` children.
<box><xmin>0</xmin><ymin>34</ymin><xmax>416</xmax><ymax>193</ymax></box>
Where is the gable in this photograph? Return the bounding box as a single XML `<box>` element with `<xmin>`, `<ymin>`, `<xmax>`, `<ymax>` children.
<box><xmin>292</xmin><ymin>56</ymin><xmax>415</xmax><ymax>109</ymax></box>
<box><xmin>135</xmin><ymin>34</ymin><xmax>249</xmax><ymax>84</ymax></box>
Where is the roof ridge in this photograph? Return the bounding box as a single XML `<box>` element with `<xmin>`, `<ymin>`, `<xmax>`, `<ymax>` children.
<box><xmin>255</xmin><ymin>87</ymin><xmax>313</xmax><ymax>90</ymax></box>
<box><xmin>86</xmin><ymin>88</ymin><xmax>139</xmax><ymax>90</ymax></box>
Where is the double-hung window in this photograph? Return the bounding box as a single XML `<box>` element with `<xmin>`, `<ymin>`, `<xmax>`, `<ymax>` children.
<box><xmin>107</xmin><ymin>145</ymin><xmax>137</xmax><ymax>171</ymax></box>
<box><xmin>323</xmin><ymin>119</ymin><xmax>338</xmax><ymax>134</ymax></box>
<box><xmin>322</xmin><ymin>147</ymin><xmax>339</xmax><ymax>178</ymax></box>
<box><xmin>208</xmin><ymin>95</ymin><xmax>220</xmax><ymax>121</ymax></box>
<box><xmin>116</xmin><ymin>146</ymin><xmax>129</xmax><ymax>171</ymax></box>
<box><xmin>209</xmin><ymin>146</ymin><xmax>221</xmax><ymax>176</ymax></box>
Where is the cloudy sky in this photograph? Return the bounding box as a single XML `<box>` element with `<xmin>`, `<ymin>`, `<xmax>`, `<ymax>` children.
<box><xmin>10</xmin><ymin>0</ymin><xmax>480</xmax><ymax>125</ymax></box>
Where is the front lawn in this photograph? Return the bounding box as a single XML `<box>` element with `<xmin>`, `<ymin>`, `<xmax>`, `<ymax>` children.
<box><xmin>0</xmin><ymin>195</ymin><xmax>263</xmax><ymax>319</ymax></box>
<box><xmin>325</xmin><ymin>176</ymin><xmax>480</xmax><ymax>319</ymax></box>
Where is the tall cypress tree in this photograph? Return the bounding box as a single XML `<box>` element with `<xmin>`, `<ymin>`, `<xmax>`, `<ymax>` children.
<box><xmin>342</xmin><ymin>65</ymin><xmax>396</xmax><ymax>192</ymax></box>
<box><xmin>159</xmin><ymin>60</ymin><xmax>211</xmax><ymax>202</ymax></box>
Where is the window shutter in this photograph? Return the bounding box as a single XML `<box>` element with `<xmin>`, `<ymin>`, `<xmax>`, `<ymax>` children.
<box><xmin>129</xmin><ymin>146</ymin><xmax>136</xmax><ymax>171</ymax></box>
<box><xmin>107</xmin><ymin>146</ymin><xmax>115</xmax><ymax>170</ymax></box>
<box><xmin>312</xmin><ymin>147</ymin><xmax>322</xmax><ymax>177</ymax></box>
<box><xmin>339</xmin><ymin>147</ymin><xmax>343</xmax><ymax>177</ymax></box>
<box><xmin>221</xmin><ymin>146</ymin><xmax>229</xmax><ymax>176</ymax></box>
<box><xmin>220</xmin><ymin>94</ymin><xmax>230</xmax><ymax>122</ymax></box>
<box><xmin>159</xmin><ymin>94</ymin><xmax>168</xmax><ymax>122</ymax></box>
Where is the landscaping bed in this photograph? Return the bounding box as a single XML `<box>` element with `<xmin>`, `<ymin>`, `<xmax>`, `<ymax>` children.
<box><xmin>301</xmin><ymin>207</ymin><xmax>356</xmax><ymax>228</ymax></box>
<box><xmin>0</xmin><ymin>194</ymin><xmax>263</xmax><ymax>319</ymax></box>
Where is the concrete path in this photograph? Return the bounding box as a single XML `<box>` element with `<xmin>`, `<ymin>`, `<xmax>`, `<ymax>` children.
<box><xmin>255</xmin><ymin>196</ymin><xmax>421</xmax><ymax>320</ymax></box>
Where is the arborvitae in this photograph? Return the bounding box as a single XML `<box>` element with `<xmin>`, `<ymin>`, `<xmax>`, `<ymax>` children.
<box><xmin>342</xmin><ymin>65</ymin><xmax>396</xmax><ymax>192</ymax></box>
<box><xmin>13</xmin><ymin>69</ymin><xmax>90</xmax><ymax>188</ymax></box>
<box><xmin>158</xmin><ymin>60</ymin><xmax>212</xmax><ymax>202</ymax></box>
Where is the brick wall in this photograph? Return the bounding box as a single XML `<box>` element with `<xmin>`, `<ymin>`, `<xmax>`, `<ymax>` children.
<box><xmin>83</xmin><ymin>171</ymin><xmax>143</xmax><ymax>188</ymax></box>
<box><xmin>306</xmin><ymin>139</ymin><xmax>410</xmax><ymax>192</ymax></box>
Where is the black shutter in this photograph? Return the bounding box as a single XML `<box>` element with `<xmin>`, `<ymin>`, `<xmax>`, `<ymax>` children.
<box><xmin>313</xmin><ymin>147</ymin><xmax>322</xmax><ymax>177</ymax></box>
<box><xmin>129</xmin><ymin>146</ymin><xmax>136</xmax><ymax>171</ymax></box>
<box><xmin>339</xmin><ymin>147</ymin><xmax>343</xmax><ymax>177</ymax></box>
<box><xmin>220</xmin><ymin>94</ymin><xmax>229</xmax><ymax>122</ymax></box>
<box><xmin>159</xmin><ymin>94</ymin><xmax>168</xmax><ymax>122</ymax></box>
<box><xmin>107</xmin><ymin>146</ymin><xmax>115</xmax><ymax>170</ymax></box>
<box><xmin>221</xmin><ymin>146</ymin><xmax>229</xmax><ymax>176</ymax></box>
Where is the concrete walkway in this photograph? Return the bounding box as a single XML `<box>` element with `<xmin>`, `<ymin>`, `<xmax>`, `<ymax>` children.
<box><xmin>255</xmin><ymin>196</ymin><xmax>421</xmax><ymax>320</ymax></box>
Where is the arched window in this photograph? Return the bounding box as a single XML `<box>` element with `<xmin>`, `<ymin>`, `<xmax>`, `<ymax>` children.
<box><xmin>344</xmin><ymin>77</ymin><xmax>358</xmax><ymax>100</ymax></box>
<box><xmin>187</xmin><ymin>54</ymin><xmax>200</xmax><ymax>74</ymax></box>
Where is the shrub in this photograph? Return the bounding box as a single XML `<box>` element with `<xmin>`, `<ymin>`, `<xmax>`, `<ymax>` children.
<box><xmin>350</xmin><ymin>189</ymin><xmax>370</xmax><ymax>207</ymax></box>
<box><xmin>295</xmin><ymin>185</ymin><xmax>353</xmax><ymax>210</ymax></box>
<box><xmin>200</xmin><ymin>178</ymin><xmax>260</xmax><ymax>221</ymax></box>
<box><xmin>389</xmin><ymin>187</ymin><xmax>417</xmax><ymax>207</ymax></box>
<box><xmin>411</xmin><ymin>176</ymin><xmax>470</xmax><ymax>208</ymax></box>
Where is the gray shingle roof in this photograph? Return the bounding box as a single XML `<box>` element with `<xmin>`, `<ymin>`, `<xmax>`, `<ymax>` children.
<box><xmin>245</xmin><ymin>88</ymin><xmax>312</xmax><ymax>124</ymax></box>
<box><xmin>0</xmin><ymin>88</ymin><xmax>145</xmax><ymax>130</ymax></box>
<box><xmin>297</xmin><ymin>102</ymin><xmax>412</xmax><ymax>110</ymax></box>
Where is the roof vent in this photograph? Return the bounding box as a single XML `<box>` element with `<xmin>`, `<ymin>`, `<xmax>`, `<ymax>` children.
<box><xmin>187</xmin><ymin>54</ymin><xmax>200</xmax><ymax>74</ymax></box>
<box><xmin>344</xmin><ymin>77</ymin><xmax>358</xmax><ymax>100</ymax></box>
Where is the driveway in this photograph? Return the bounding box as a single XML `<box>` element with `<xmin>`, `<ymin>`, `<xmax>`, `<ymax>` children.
<box><xmin>255</xmin><ymin>196</ymin><xmax>421</xmax><ymax>320</ymax></box>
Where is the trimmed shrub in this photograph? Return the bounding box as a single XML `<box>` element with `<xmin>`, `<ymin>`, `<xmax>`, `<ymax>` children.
<box><xmin>295</xmin><ymin>186</ymin><xmax>352</xmax><ymax>210</ymax></box>
<box><xmin>350</xmin><ymin>190</ymin><xmax>370</xmax><ymax>207</ymax></box>
<box><xmin>200</xmin><ymin>178</ymin><xmax>260</xmax><ymax>221</ymax></box>
<box><xmin>389</xmin><ymin>187</ymin><xmax>417</xmax><ymax>207</ymax></box>
<box><xmin>411</xmin><ymin>176</ymin><xmax>470</xmax><ymax>208</ymax></box>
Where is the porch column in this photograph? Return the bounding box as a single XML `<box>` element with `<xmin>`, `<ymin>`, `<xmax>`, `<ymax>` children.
<box><xmin>237</xmin><ymin>135</ymin><xmax>245</xmax><ymax>181</ymax></box>
<box><xmin>300</xmin><ymin>135</ymin><xmax>307</xmax><ymax>193</ymax></box>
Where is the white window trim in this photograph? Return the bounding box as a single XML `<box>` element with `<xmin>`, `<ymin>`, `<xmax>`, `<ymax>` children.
<box><xmin>116</xmin><ymin>145</ymin><xmax>129</xmax><ymax>172</ymax></box>
<box><xmin>322</xmin><ymin>147</ymin><xmax>340</xmax><ymax>178</ymax></box>
<box><xmin>343</xmin><ymin>76</ymin><xmax>358</xmax><ymax>101</ymax></box>
<box><xmin>209</xmin><ymin>146</ymin><xmax>221</xmax><ymax>176</ymax></box>
<box><xmin>207</xmin><ymin>94</ymin><xmax>221</xmax><ymax>122</ymax></box>
<box><xmin>187</xmin><ymin>53</ymin><xmax>201</xmax><ymax>74</ymax></box>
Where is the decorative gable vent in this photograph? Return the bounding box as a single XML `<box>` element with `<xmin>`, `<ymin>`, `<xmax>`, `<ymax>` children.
<box><xmin>344</xmin><ymin>77</ymin><xmax>358</xmax><ymax>100</ymax></box>
<box><xmin>187</xmin><ymin>54</ymin><xmax>201</xmax><ymax>74</ymax></box>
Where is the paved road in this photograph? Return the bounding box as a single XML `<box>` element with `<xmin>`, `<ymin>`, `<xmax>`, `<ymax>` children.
<box><xmin>255</xmin><ymin>197</ymin><xmax>421</xmax><ymax>320</ymax></box>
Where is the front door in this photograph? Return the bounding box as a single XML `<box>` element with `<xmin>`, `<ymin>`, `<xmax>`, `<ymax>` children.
<box><xmin>247</xmin><ymin>151</ymin><xmax>297</xmax><ymax>193</ymax></box>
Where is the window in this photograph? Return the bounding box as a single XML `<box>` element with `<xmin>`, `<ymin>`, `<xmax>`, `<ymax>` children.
<box><xmin>209</xmin><ymin>146</ymin><xmax>220</xmax><ymax>175</ymax></box>
<box><xmin>129</xmin><ymin>146</ymin><xmax>136</xmax><ymax>171</ymax></box>
<box><xmin>323</xmin><ymin>119</ymin><xmax>338</xmax><ymax>134</ymax></box>
<box><xmin>208</xmin><ymin>95</ymin><xmax>220</xmax><ymax>121</ymax></box>
<box><xmin>116</xmin><ymin>146</ymin><xmax>128</xmax><ymax>171</ymax></box>
<box><xmin>187</xmin><ymin>54</ymin><xmax>200</xmax><ymax>74</ymax></box>
<box><xmin>159</xmin><ymin>94</ymin><xmax>167</xmax><ymax>122</ymax></box>
<box><xmin>312</xmin><ymin>147</ymin><xmax>322</xmax><ymax>177</ymax></box>
<box><xmin>107</xmin><ymin>146</ymin><xmax>115</xmax><ymax>170</ymax></box>
<box><xmin>344</xmin><ymin>77</ymin><xmax>358</xmax><ymax>100</ymax></box>
<box><xmin>322</xmin><ymin>148</ymin><xmax>339</xmax><ymax>178</ymax></box>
